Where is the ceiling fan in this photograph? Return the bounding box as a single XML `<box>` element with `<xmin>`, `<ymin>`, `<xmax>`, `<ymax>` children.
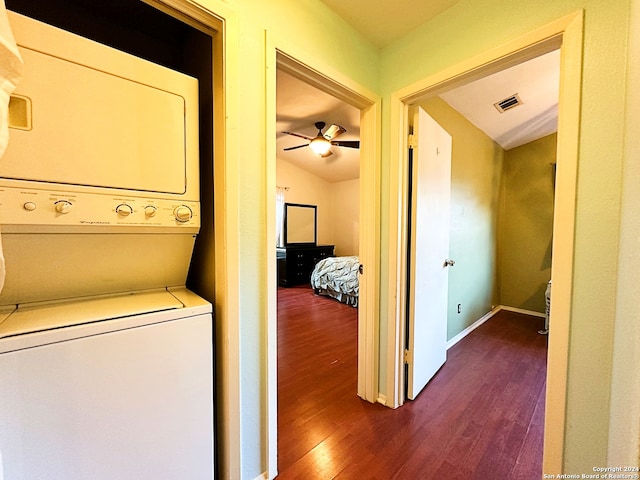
<box><xmin>282</xmin><ymin>121</ymin><xmax>360</xmax><ymax>158</ymax></box>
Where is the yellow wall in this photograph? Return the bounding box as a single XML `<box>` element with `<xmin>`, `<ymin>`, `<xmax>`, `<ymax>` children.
<box><xmin>330</xmin><ymin>179</ymin><xmax>360</xmax><ymax>256</ymax></box>
<box><xmin>500</xmin><ymin>134</ymin><xmax>557</xmax><ymax>313</ymax></box>
<box><xmin>609</xmin><ymin>0</ymin><xmax>640</xmax><ymax>465</ymax></box>
<box><xmin>276</xmin><ymin>158</ymin><xmax>359</xmax><ymax>253</ymax></box>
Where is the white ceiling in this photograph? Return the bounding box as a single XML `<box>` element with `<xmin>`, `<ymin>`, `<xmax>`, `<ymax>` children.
<box><xmin>276</xmin><ymin>69</ymin><xmax>361</xmax><ymax>183</ymax></box>
<box><xmin>439</xmin><ymin>49</ymin><xmax>560</xmax><ymax>150</ymax></box>
<box><xmin>319</xmin><ymin>0</ymin><xmax>460</xmax><ymax>48</ymax></box>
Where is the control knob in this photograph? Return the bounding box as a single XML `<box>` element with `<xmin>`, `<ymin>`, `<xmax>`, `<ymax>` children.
<box><xmin>173</xmin><ymin>205</ymin><xmax>193</xmax><ymax>223</ymax></box>
<box><xmin>115</xmin><ymin>204</ymin><xmax>133</xmax><ymax>217</ymax></box>
<box><xmin>55</xmin><ymin>200</ymin><xmax>72</xmax><ymax>214</ymax></box>
<box><xmin>144</xmin><ymin>206</ymin><xmax>157</xmax><ymax>218</ymax></box>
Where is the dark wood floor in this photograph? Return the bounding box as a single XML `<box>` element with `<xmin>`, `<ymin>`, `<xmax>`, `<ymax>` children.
<box><xmin>276</xmin><ymin>285</ymin><xmax>547</xmax><ymax>479</ymax></box>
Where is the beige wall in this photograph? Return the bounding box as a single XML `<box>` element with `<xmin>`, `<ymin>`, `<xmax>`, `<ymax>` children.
<box><xmin>276</xmin><ymin>158</ymin><xmax>359</xmax><ymax>253</ymax></box>
<box><xmin>499</xmin><ymin>134</ymin><xmax>557</xmax><ymax>313</ymax></box>
<box><xmin>331</xmin><ymin>178</ymin><xmax>359</xmax><ymax>256</ymax></box>
<box><xmin>276</xmin><ymin>158</ymin><xmax>332</xmax><ymax>244</ymax></box>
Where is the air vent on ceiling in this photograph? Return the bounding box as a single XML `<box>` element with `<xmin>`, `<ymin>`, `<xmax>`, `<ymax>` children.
<box><xmin>494</xmin><ymin>93</ymin><xmax>523</xmax><ymax>113</ymax></box>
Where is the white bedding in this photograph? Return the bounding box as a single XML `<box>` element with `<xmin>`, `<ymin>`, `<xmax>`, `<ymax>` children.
<box><xmin>310</xmin><ymin>256</ymin><xmax>359</xmax><ymax>307</ymax></box>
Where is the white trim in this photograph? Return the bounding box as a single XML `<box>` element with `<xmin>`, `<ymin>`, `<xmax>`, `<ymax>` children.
<box><xmin>446</xmin><ymin>306</ymin><xmax>545</xmax><ymax>350</ymax></box>
<box><xmin>265</xmin><ymin>32</ymin><xmax>279</xmax><ymax>480</ymax></box>
<box><xmin>252</xmin><ymin>473</ymin><xmax>268</xmax><ymax>480</ymax></box>
<box><xmin>446</xmin><ymin>308</ymin><xmax>499</xmax><ymax>349</ymax></box>
<box><xmin>385</xmin><ymin>95</ymin><xmax>411</xmax><ymax>410</ymax></box>
<box><xmin>498</xmin><ymin>305</ymin><xmax>546</xmax><ymax>318</ymax></box>
<box><xmin>376</xmin><ymin>393</ymin><xmax>388</xmax><ymax>406</ymax></box>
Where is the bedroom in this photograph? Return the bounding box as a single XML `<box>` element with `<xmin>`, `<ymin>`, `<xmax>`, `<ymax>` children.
<box><xmin>275</xmin><ymin>68</ymin><xmax>361</xmax><ymax>305</ymax></box>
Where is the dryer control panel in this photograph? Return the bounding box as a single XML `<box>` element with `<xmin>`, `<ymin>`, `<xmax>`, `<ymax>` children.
<box><xmin>0</xmin><ymin>186</ymin><xmax>200</xmax><ymax>232</ymax></box>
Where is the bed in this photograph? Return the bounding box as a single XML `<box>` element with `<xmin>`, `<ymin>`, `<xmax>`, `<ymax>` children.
<box><xmin>310</xmin><ymin>256</ymin><xmax>359</xmax><ymax>307</ymax></box>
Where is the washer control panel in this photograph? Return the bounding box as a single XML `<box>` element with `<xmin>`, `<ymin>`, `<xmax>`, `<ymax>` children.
<box><xmin>0</xmin><ymin>187</ymin><xmax>200</xmax><ymax>228</ymax></box>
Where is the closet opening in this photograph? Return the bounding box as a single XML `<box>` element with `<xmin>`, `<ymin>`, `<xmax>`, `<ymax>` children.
<box><xmin>5</xmin><ymin>0</ymin><xmax>221</xmax><ymax>474</ymax></box>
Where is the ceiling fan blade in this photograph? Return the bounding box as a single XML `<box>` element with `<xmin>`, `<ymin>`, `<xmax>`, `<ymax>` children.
<box><xmin>282</xmin><ymin>131</ymin><xmax>313</xmax><ymax>141</ymax></box>
<box><xmin>331</xmin><ymin>140</ymin><xmax>360</xmax><ymax>149</ymax></box>
<box><xmin>283</xmin><ymin>143</ymin><xmax>309</xmax><ymax>151</ymax></box>
<box><xmin>323</xmin><ymin>124</ymin><xmax>346</xmax><ymax>140</ymax></box>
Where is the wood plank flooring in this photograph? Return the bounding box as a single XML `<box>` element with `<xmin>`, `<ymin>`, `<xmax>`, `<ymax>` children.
<box><xmin>277</xmin><ymin>285</ymin><xmax>547</xmax><ymax>479</ymax></box>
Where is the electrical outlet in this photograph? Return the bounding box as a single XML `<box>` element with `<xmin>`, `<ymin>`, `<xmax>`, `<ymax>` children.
<box><xmin>457</xmin><ymin>303</ymin><xmax>462</xmax><ymax>314</ymax></box>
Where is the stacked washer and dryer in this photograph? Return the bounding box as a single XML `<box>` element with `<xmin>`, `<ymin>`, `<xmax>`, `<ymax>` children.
<box><xmin>0</xmin><ymin>11</ymin><xmax>214</xmax><ymax>480</ymax></box>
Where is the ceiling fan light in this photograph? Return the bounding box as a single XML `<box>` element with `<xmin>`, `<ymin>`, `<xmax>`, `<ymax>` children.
<box><xmin>309</xmin><ymin>136</ymin><xmax>331</xmax><ymax>156</ymax></box>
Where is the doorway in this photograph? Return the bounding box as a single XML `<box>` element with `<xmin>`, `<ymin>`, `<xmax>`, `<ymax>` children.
<box><xmin>275</xmin><ymin>66</ymin><xmax>362</xmax><ymax>472</ymax></box>
<box><xmin>386</xmin><ymin>13</ymin><xmax>583</xmax><ymax>475</ymax></box>
<box><xmin>266</xmin><ymin>50</ymin><xmax>381</xmax><ymax>477</ymax></box>
<box><xmin>404</xmin><ymin>51</ymin><xmax>560</xmax><ymax>400</ymax></box>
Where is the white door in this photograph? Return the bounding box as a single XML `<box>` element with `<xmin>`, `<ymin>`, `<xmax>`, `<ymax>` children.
<box><xmin>406</xmin><ymin>106</ymin><xmax>452</xmax><ymax>400</ymax></box>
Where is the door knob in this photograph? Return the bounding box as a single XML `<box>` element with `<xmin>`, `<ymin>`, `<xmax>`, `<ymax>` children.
<box><xmin>444</xmin><ymin>259</ymin><xmax>455</xmax><ymax>267</ymax></box>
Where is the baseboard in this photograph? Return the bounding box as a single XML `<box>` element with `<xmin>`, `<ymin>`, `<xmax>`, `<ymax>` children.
<box><xmin>377</xmin><ymin>393</ymin><xmax>387</xmax><ymax>406</ymax></box>
<box><xmin>498</xmin><ymin>305</ymin><xmax>545</xmax><ymax>318</ymax></box>
<box><xmin>253</xmin><ymin>472</ymin><xmax>268</xmax><ymax>480</ymax></box>
<box><xmin>446</xmin><ymin>307</ymin><xmax>499</xmax><ymax>349</ymax></box>
<box><xmin>446</xmin><ymin>305</ymin><xmax>546</xmax><ymax>350</ymax></box>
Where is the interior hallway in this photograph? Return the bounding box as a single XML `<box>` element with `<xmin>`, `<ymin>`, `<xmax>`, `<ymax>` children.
<box><xmin>277</xmin><ymin>285</ymin><xmax>547</xmax><ymax>479</ymax></box>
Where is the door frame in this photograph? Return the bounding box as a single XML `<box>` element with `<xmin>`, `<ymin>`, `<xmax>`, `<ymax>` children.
<box><xmin>265</xmin><ymin>35</ymin><xmax>382</xmax><ymax>478</ymax></box>
<box><xmin>143</xmin><ymin>0</ymin><xmax>240</xmax><ymax>478</ymax></box>
<box><xmin>385</xmin><ymin>11</ymin><xmax>583</xmax><ymax>475</ymax></box>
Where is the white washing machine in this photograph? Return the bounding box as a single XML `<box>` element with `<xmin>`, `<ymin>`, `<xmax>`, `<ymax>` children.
<box><xmin>0</xmin><ymin>287</ymin><xmax>214</xmax><ymax>480</ymax></box>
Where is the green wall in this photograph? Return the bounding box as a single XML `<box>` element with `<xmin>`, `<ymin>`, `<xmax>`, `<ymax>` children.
<box><xmin>419</xmin><ymin>97</ymin><xmax>503</xmax><ymax>339</ymax></box>
<box><xmin>500</xmin><ymin>134</ymin><xmax>557</xmax><ymax>313</ymax></box>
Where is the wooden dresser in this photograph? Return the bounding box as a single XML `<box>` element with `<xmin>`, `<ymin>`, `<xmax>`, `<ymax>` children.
<box><xmin>277</xmin><ymin>245</ymin><xmax>334</xmax><ymax>287</ymax></box>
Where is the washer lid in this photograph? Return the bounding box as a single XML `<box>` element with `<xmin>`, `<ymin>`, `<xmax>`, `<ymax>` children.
<box><xmin>0</xmin><ymin>289</ymin><xmax>183</xmax><ymax>341</ymax></box>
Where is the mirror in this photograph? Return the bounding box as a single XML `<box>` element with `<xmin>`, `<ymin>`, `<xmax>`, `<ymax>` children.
<box><xmin>284</xmin><ymin>203</ymin><xmax>317</xmax><ymax>245</ymax></box>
